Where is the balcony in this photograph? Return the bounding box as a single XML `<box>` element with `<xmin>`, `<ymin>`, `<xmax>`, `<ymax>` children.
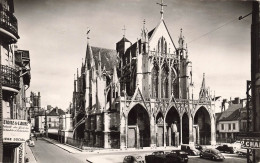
<box><xmin>1</xmin><ymin>65</ymin><xmax>20</xmax><ymax>90</ymax></box>
<box><xmin>0</xmin><ymin>4</ymin><xmax>19</xmax><ymax>43</ymax></box>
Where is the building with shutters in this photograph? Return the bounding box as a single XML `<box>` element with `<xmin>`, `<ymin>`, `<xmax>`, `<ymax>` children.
<box><xmin>70</xmin><ymin>1</ymin><xmax>217</xmax><ymax>149</ymax></box>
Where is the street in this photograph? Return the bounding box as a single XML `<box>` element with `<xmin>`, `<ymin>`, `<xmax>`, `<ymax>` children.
<box><xmin>30</xmin><ymin>138</ymin><xmax>247</xmax><ymax>163</ymax></box>
<box><xmin>30</xmin><ymin>138</ymin><xmax>85</xmax><ymax>163</ymax></box>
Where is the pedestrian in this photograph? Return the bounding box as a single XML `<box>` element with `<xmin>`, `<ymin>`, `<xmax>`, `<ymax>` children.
<box><xmin>35</xmin><ymin>134</ymin><xmax>37</xmax><ymax>141</ymax></box>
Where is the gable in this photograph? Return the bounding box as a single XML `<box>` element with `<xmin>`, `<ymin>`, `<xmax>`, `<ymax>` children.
<box><xmin>149</xmin><ymin>20</ymin><xmax>176</xmax><ymax>52</ymax></box>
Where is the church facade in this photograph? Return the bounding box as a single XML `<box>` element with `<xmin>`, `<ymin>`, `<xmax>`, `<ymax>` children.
<box><xmin>70</xmin><ymin>5</ymin><xmax>216</xmax><ymax>149</ymax></box>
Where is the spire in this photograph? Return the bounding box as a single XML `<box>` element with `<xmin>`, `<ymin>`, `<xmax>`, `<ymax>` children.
<box><xmin>199</xmin><ymin>73</ymin><xmax>209</xmax><ymax>102</ymax></box>
<box><xmin>85</xmin><ymin>40</ymin><xmax>95</xmax><ymax>70</ymax></box>
<box><xmin>178</xmin><ymin>28</ymin><xmax>185</xmax><ymax>49</ymax></box>
<box><xmin>156</xmin><ymin>0</ymin><xmax>167</xmax><ymax>20</ymax></box>
<box><xmin>201</xmin><ymin>73</ymin><xmax>205</xmax><ymax>90</ymax></box>
<box><xmin>141</xmin><ymin>19</ymin><xmax>148</xmax><ymax>43</ymax></box>
<box><xmin>77</xmin><ymin>68</ymin><xmax>79</xmax><ymax>78</ymax></box>
<box><xmin>98</xmin><ymin>51</ymin><xmax>102</xmax><ymax>76</ymax></box>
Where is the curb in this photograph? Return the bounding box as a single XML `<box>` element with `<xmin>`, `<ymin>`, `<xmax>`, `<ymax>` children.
<box><xmin>25</xmin><ymin>142</ymin><xmax>38</xmax><ymax>163</ymax></box>
<box><xmin>42</xmin><ymin>138</ymin><xmax>78</xmax><ymax>153</ymax></box>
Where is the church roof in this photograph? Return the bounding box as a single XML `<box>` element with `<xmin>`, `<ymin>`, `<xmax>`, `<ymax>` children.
<box><xmin>118</xmin><ymin>37</ymin><xmax>131</xmax><ymax>43</ymax></box>
<box><xmin>148</xmin><ymin>19</ymin><xmax>177</xmax><ymax>50</ymax></box>
<box><xmin>91</xmin><ymin>46</ymin><xmax>117</xmax><ymax>72</ymax></box>
<box><xmin>148</xmin><ymin>28</ymin><xmax>155</xmax><ymax>38</ymax></box>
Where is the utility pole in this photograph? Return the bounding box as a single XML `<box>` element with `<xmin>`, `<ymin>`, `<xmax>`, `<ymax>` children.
<box><xmin>45</xmin><ymin>109</ymin><xmax>48</xmax><ymax>137</ymax></box>
<box><xmin>0</xmin><ymin>40</ymin><xmax>3</xmax><ymax>162</ymax></box>
<box><xmin>251</xmin><ymin>1</ymin><xmax>260</xmax><ymax>162</ymax></box>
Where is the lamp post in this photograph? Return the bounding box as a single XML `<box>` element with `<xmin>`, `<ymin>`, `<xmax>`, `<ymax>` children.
<box><xmin>45</xmin><ymin>109</ymin><xmax>48</xmax><ymax>137</ymax></box>
<box><xmin>0</xmin><ymin>39</ymin><xmax>3</xmax><ymax>163</ymax></box>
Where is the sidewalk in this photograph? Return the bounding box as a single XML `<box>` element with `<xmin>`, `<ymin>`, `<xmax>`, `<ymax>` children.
<box><xmin>25</xmin><ymin>142</ymin><xmax>37</xmax><ymax>163</ymax></box>
<box><xmin>42</xmin><ymin>137</ymin><xmax>82</xmax><ymax>154</ymax></box>
<box><xmin>42</xmin><ymin>137</ymin><xmax>181</xmax><ymax>154</ymax></box>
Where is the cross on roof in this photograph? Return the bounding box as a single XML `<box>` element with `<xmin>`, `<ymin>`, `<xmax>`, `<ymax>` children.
<box><xmin>122</xmin><ymin>25</ymin><xmax>126</xmax><ymax>38</ymax></box>
<box><xmin>156</xmin><ymin>0</ymin><xmax>167</xmax><ymax>19</ymax></box>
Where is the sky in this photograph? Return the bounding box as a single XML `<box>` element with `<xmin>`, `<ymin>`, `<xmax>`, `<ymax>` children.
<box><xmin>13</xmin><ymin>0</ymin><xmax>252</xmax><ymax>112</ymax></box>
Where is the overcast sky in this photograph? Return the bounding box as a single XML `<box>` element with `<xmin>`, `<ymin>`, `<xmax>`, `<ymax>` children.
<box><xmin>14</xmin><ymin>0</ymin><xmax>252</xmax><ymax>112</ymax></box>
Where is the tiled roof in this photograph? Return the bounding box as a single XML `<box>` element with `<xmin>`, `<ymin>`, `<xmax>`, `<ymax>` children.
<box><xmin>215</xmin><ymin>112</ymin><xmax>223</xmax><ymax>122</ymax></box>
<box><xmin>218</xmin><ymin>103</ymin><xmax>242</xmax><ymax>121</ymax></box>
<box><xmin>91</xmin><ymin>46</ymin><xmax>117</xmax><ymax>72</ymax></box>
<box><xmin>148</xmin><ymin>28</ymin><xmax>155</xmax><ymax>38</ymax></box>
<box><xmin>219</xmin><ymin>109</ymin><xmax>240</xmax><ymax>121</ymax></box>
<box><xmin>48</xmin><ymin>108</ymin><xmax>65</xmax><ymax>116</ymax></box>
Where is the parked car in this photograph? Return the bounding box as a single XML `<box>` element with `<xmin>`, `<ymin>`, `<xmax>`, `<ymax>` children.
<box><xmin>231</xmin><ymin>141</ymin><xmax>242</xmax><ymax>152</ymax></box>
<box><xmin>195</xmin><ymin>145</ymin><xmax>204</xmax><ymax>151</ymax></box>
<box><xmin>145</xmin><ymin>151</ymin><xmax>165</xmax><ymax>163</ymax></box>
<box><xmin>200</xmin><ymin>148</ymin><xmax>225</xmax><ymax>161</ymax></box>
<box><xmin>145</xmin><ymin>151</ymin><xmax>184</xmax><ymax>163</ymax></box>
<box><xmin>216</xmin><ymin>144</ymin><xmax>235</xmax><ymax>153</ymax></box>
<box><xmin>181</xmin><ymin>145</ymin><xmax>200</xmax><ymax>156</ymax></box>
<box><xmin>170</xmin><ymin>150</ymin><xmax>189</xmax><ymax>162</ymax></box>
<box><xmin>28</xmin><ymin>140</ymin><xmax>35</xmax><ymax>147</ymax></box>
<box><xmin>123</xmin><ymin>155</ymin><xmax>145</xmax><ymax>163</ymax></box>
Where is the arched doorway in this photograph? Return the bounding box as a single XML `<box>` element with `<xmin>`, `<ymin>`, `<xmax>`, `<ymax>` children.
<box><xmin>165</xmin><ymin>107</ymin><xmax>180</xmax><ymax>146</ymax></box>
<box><xmin>194</xmin><ymin>107</ymin><xmax>211</xmax><ymax>145</ymax></box>
<box><xmin>155</xmin><ymin>112</ymin><xmax>164</xmax><ymax>147</ymax></box>
<box><xmin>182</xmin><ymin>112</ymin><xmax>189</xmax><ymax>144</ymax></box>
<box><xmin>127</xmin><ymin>104</ymin><xmax>150</xmax><ymax>148</ymax></box>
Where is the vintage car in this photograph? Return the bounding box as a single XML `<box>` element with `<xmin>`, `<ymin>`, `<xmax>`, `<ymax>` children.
<box><xmin>195</xmin><ymin>145</ymin><xmax>205</xmax><ymax>151</ymax></box>
<box><xmin>145</xmin><ymin>151</ymin><xmax>186</xmax><ymax>163</ymax></box>
<box><xmin>28</xmin><ymin>140</ymin><xmax>35</xmax><ymax>147</ymax></box>
<box><xmin>170</xmin><ymin>150</ymin><xmax>189</xmax><ymax>162</ymax></box>
<box><xmin>181</xmin><ymin>145</ymin><xmax>200</xmax><ymax>156</ymax></box>
<box><xmin>123</xmin><ymin>154</ymin><xmax>145</xmax><ymax>163</ymax></box>
<box><xmin>200</xmin><ymin>148</ymin><xmax>225</xmax><ymax>161</ymax></box>
<box><xmin>216</xmin><ymin>144</ymin><xmax>235</xmax><ymax>153</ymax></box>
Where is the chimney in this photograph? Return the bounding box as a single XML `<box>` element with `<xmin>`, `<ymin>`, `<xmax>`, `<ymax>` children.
<box><xmin>234</xmin><ymin>97</ymin><xmax>240</xmax><ymax>104</ymax></box>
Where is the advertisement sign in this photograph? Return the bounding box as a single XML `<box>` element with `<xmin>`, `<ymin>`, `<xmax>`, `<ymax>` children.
<box><xmin>241</xmin><ymin>138</ymin><xmax>260</xmax><ymax>149</ymax></box>
<box><xmin>16</xmin><ymin>144</ymin><xmax>25</xmax><ymax>163</ymax></box>
<box><xmin>3</xmin><ymin>119</ymin><xmax>31</xmax><ymax>143</ymax></box>
<box><xmin>237</xmin><ymin>132</ymin><xmax>260</xmax><ymax>149</ymax></box>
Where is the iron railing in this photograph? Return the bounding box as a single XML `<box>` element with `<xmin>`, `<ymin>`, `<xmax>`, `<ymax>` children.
<box><xmin>0</xmin><ymin>4</ymin><xmax>19</xmax><ymax>38</ymax></box>
<box><xmin>1</xmin><ymin>65</ymin><xmax>19</xmax><ymax>90</ymax></box>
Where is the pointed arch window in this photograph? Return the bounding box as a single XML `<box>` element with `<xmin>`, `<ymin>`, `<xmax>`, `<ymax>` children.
<box><xmin>152</xmin><ymin>65</ymin><xmax>159</xmax><ymax>98</ymax></box>
<box><xmin>157</xmin><ymin>37</ymin><xmax>167</xmax><ymax>55</ymax></box>
<box><xmin>171</xmin><ymin>68</ymin><xmax>178</xmax><ymax>98</ymax></box>
<box><xmin>161</xmin><ymin>65</ymin><xmax>169</xmax><ymax>98</ymax></box>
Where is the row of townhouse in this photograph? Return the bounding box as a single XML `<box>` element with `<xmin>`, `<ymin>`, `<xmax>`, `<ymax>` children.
<box><xmin>0</xmin><ymin>0</ymin><xmax>32</xmax><ymax>162</ymax></box>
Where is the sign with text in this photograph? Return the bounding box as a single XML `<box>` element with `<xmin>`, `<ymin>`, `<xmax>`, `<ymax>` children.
<box><xmin>240</xmin><ymin>138</ymin><xmax>260</xmax><ymax>149</ymax></box>
<box><xmin>3</xmin><ymin>119</ymin><xmax>31</xmax><ymax>143</ymax></box>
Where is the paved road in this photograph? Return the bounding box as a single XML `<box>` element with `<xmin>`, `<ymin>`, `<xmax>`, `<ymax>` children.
<box><xmin>30</xmin><ymin>138</ymin><xmax>85</xmax><ymax>163</ymax></box>
<box><xmin>30</xmin><ymin>138</ymin><xmax>247</xmax><ymax>163</ymax></box>
<box><xmin>84</xmin><ymin>151</ymin><xmax>247</xmax><ymax>163</ymax></box>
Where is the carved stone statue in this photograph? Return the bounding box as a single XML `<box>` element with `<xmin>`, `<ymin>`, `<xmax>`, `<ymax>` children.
<box><xmin>171</xmin><ymin>121</ymin><xmax>179</xmax><ymax>146</ymax></box>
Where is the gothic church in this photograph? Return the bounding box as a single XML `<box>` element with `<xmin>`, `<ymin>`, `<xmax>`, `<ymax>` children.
<box><xmin>71</xmin><ymin>1</ymin><xmax>216</xmax><ymax>149</ymax></box>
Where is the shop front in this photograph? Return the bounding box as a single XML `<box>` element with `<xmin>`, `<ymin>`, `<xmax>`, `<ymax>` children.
<box><xmin>3</xmin><ymin>119</ymin><xmax>31</xmax><ymax>163</ymax></box>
